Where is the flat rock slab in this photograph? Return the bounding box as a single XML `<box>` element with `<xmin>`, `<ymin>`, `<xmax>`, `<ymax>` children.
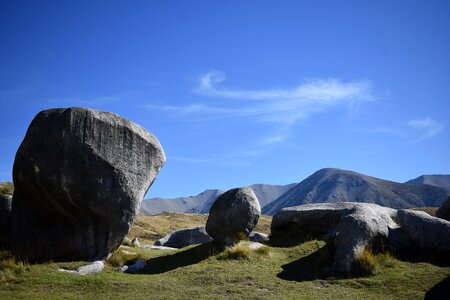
<box><xmin>154</xmin><ymin>226</ymin><xmax>212</xmax><ymax>248</ymax></box>
<box><xmin>11</xmin><ymin>107</ymin><xmax>165</xmax><ymax>262</ymax></box>
<box><xmin>58</xmin><ymin>260</ymin><xmax>104</xmax><ymax>276</ymax></box>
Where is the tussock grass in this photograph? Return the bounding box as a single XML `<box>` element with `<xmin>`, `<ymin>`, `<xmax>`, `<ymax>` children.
<box><xmin>217</xmin><ymin>243</ymin><xmax>271</xmax><ymax>260</ymax></box>
<box><xmin>107</xmin><ymin>248</ymin><xmax>144</xmax><ymax>268</ymax></box>
<box><xmin>0</xmin><ymin>251</ymin><xmax>29</xmax><ymax>283</ymax></box>
<box><xmin>353</xmin><ymin>248</ymin><xmax>394</xmax><ymax>276</ymax></box>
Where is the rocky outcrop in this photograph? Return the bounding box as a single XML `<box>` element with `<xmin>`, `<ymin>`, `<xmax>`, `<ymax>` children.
<box><xmin>271</xmin><ymin>202</ymin><xmax>398</xmax><ymax>275</ymax></box>
<box><xmin>436</xmin><ymin>197</ymin><xmax>450</xmax><ymax>221</ymax></box>
<box><xmin>206</xmin><ymin>188</ymin><xmax>261</xmax><ymax>246</ymax></box>
<box><xmin>154</xmin><ymin>227</ymin><xmax>213</xmax><ymax>248</ymax></box>
<box><xmin>11</xmin><ymin>107</ymin><xmax>165</xmax><ymax>262</ymax></box>
<box><xmin>397</xmin><ymin>209</ymin><xmax>450</xmax><ymax>252</ymax></box>
<box><xmin>271</xmin><ymin>202</ymin><xmax>450</xmax><ymax>275</ymax></box>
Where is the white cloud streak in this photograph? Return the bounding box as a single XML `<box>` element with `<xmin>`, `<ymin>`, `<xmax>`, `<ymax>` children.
<box><xmin>407</xmin><ymin>118</ymin><xmax>444</xmax><ymax>142</ymax></box>
<box><xmin>148</xmin><ymin>70</ymin><xmax>374</xmax><ymax>126</ymax></box>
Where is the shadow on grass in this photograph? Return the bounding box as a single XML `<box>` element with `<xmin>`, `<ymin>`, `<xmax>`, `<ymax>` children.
<box><xmin>424</xmin><ymin>274</ymin><xmax>450</xmax><ymax>300</ymax></box>
<box><xmin>140</xmin><ymin>242</ymin><xmax>216</xmax><ymax>274</ymax></box>
<box><xmin>277</xmin><ymin>243</ymin><xmax>337</xmax><ymax>282</ymax></box>
<box><xmin>393</xmin><ymin>248</ymin><xmax>450</xmax><ymax>268</ymax></box>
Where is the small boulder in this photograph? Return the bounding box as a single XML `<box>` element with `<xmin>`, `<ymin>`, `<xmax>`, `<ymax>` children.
<box><xmin>206</xmin><ymin>188</ymin><xmax>261</xmax><ymax>246</ymax></box>
<box><xmin>131</xmin><ymin>238</ymin><xmax>141</xmax><ymax>248</ymax></box>
<box><xmin>11</xmin><ymin>107</ymin><xmax>165</xmax><ymax>261</ymax></box>
<box><xmin>248</xmin><ymin>232</ymin><xmax>269</xmax><ymax>243</ymax></box>
<box><xmin>154</xmin><ymin>227</ymin><xmax>212</xmax><ymax>248</ymax></box>
<box><xmin>436</xmin><ymin>196</ymin><xmax>450</xmax><ymax>221</ymax></box>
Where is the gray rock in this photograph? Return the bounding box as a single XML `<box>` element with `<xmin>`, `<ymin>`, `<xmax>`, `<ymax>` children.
<box><xmin>397</xmin><ymin>209</ymin><xmax>450</xmax><ymax>253</ymax></box>
<box><xmin>58</xmin><ymin>260</ymin><xmax>104</xmax><ymax>276</ymax></box>
<box><xmin>131</xmin><ymin>238</ymin><xmax>141</xmax><ymax>248</ymax></box>
<box><xmin>248</xmin><ymin>232</ymin><xmax>269</xmax><ymax>243</ymax></box>
<box><xmin>0</xmin><ymin>194</ymin><xmax>12</xmax><ymax>247</ymax></box>
<box><xmin>436</xmin><ymin>196</ymin><xmax>450</xmax><ymax>221</ymax></box>
<box><xmin>11</xmin><ymin>107</ymin><xmax>165</xmax><ymax>262</ymax></box>
<box><xmin>154</xmin><ymin>227</ymin><xmax>212</xmax><ymax>248</ymax></box>
<box><xmin>122</xmin><ymin>260</ymin><xmax>146</xmax><ymax>274</ymax></box>
<box><xmin>271</xmin><ymin>202</ymin><xmax>398</xmax><ymax>275</ymax></box>
<box><xmin>206</xmin><ymin>188</ymin><xmax>261</xmax><ymax>246</ymax></box>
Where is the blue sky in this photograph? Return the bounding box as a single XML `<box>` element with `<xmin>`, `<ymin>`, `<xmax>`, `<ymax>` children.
<box><xmin>1</xmin><ymin>1</ymin><xmax>449</xmax><ymax>198</ymax></box>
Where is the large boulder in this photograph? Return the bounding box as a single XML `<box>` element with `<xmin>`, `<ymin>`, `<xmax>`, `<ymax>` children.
<box><xmin>436</xmin><ymin>196</ymin><xmax>450</xmax><ymax>221</ymax></box>
<box><xmin>206</xmin><ymin>188</ymin><xmax>261</xmax><ymax>246</ymax></box>
<box><xmin>397</xmin><ymin>209</ymin><xmax>450</xmax><ymax>253</ymax></box>
<box><xmin>154</xmin><ymin>227</ymin><xmax>213</xmax><ymax>248</ymax></box>
<box><xmin>271</xmin><ymin>202</ymin><xmax>398</xmax><ymax>275</ymax></box>
<box><xmin>11</xmin><ymin>107</ymin><xmax>165</xmax><ymax>261</ymax></box>
<box><xmin>0</xmin><ymin>194</ymin><xmax>12</xmax><ymax>247</ymax></box>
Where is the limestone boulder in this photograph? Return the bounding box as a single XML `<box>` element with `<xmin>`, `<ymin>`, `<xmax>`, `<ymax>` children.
<box><xmin>206</xmin><ymin>188</ymin><xmax>261</xmax><ymax>246</ymax></box>
<box><xmin>11</xmin><ymin>107</ymin><xmax>165</xmax><ymax>261</ymax></box>
<box><xmin>397</xmin><ymin>209</ymin><xmax>450</xmax><ymax>253</ymax></box>
<box><xmin>154</xmin><ymin>227</ymin><xmax>212</xmax><ymax>248</ymax></box>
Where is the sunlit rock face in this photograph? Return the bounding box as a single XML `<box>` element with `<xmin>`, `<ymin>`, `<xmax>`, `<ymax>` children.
<box><xmin>11</xmin><ymin>107</ymin><xmax>165</xmax><ymax>262</ymax></box>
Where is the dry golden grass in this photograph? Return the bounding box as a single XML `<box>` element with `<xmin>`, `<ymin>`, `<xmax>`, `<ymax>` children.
<box><xmin>216</xmin><ymin>242</ymin><xmax>271</xmax><ymax>260</ymax></box>
<box><xmin>353</xmin><ymin>248</ymin><xmax>395</xmax><ymax>276</ymax></box>
<box><xmin>411</xmin><ymin>207</ymin><xmax>438</xmax><ymax>216</ymax></box>
<box><xmin>0</xmin><ymin>182</ymin><xmax>14</xmax><ymax>196</ymax></box>
<box><xmin>129</xmin><ymin>212</ymin><xmax>272</xmax><ymax>244</ymax></box>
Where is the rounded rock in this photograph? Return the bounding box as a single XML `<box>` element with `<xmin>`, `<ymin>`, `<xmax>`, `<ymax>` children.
<box><xmin>206</xmin><ymin>187</ymin><xmax>261</xmax><ymax>246</ymax></box>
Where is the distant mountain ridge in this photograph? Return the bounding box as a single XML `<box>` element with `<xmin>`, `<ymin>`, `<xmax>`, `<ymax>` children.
<box><xmin>262</xmin><ymin>168</ymin><xmax>450</xmax><ymax>215</ymax></box>
<box><xmin>139</xmin><ymin>183</ymin><xmax>297</xmax><ymax>215</ymax></box>
<box><xmin>405</xmin><ymin>175</ymin><xmax>450</xmax><ymax>190</ymax></box>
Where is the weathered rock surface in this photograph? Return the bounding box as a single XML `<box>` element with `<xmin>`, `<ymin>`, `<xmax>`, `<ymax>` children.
<box><xmin>11</xmin><ymin>107</ymin><xmax>165</xmax><ymax>261</ymax></box>
<box><xmin>131</xmin><ymin>238</ymin><xmax>141</xmax><ymax>248</ymax></box>
<box><xmin>206</xmin><ymin>188</ymin><xmax>261</xmax><ymax>246</ymax></box>
<box><xmin>248</xmin><ymin>232</ymin><xmax>269</xmax><ymax>243</ymax></box>
<box><xmin>154</xmin><ymin>227</ymin><xmax>212</xmax><ymax>248</ymax></box>
<box><xmin>58</xmin><ymin>260</ymin><xmax>104</xmax><ymax>276</ymax></box>
<box><xmin>271</xmin><ymin>202</ymin><xmax>398</xmax><ymax>275</ymax></box>
<box><xmin>436</xmin><ymin>196</ymin><xmax>450</xmax><ymax>221</ymax></box>
<box><xmin>397</xmin><ymin>209</ymin><xmax>450</xmax><ymax>252</ymax></box>
<box><xmin>0</xmin><ymin>194</ymin><xmax>12</xmax><ymax>247</ymax></box>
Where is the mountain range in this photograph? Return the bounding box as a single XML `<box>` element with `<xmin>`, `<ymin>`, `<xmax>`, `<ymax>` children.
<box><xmin>139</xmin><ymin>168</ymin><xmax>450</xmax><ymax>216</ymax></box>
<box><xmin>139</xmin><ymin>183</ymin><xmax>297</xmax><ymax>215</ymax></box>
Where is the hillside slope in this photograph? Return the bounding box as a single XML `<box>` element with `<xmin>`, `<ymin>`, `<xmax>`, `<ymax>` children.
<box><xmin>140</xmin><ymin>183</ymin><xmax>297</xmax><ymax>215</ymax></box>
<box><xmin>263</xmin><ymin>168</ymin><xmax>450</xmax><ymax>215</ymax></box>
<box><xmin>405</xmin><ymin>175</ymin><xmax>450</xmax><ymax>190</ymax></box>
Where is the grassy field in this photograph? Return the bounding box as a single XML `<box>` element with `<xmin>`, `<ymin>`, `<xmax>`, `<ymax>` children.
<box><xmin>1</xmin><ymin>212</ymin><xmax>449</xmax><ymax>299</ymax></box>
<box><xmin>0</xmin><ymin>182</ymin><xmax>14</xmax><ymax>196</ymax></box>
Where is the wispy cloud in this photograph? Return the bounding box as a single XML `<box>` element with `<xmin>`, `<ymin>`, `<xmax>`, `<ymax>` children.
<box><xmin>148</xmin><ymin>70</ymin><xmax>374</xmax><ymax>127</ymax></box>
<box><xmin>407</xmin><ymin>118</ymin><xmax>444</xmax><ymax>142</ymax></box>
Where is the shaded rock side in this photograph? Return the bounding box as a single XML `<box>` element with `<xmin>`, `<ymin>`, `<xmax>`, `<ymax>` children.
<box><xmin>206</xmin><ymin>188</ymin><xmax>261</xmax><ymax>246</ymax></box>
<box><xmin>436</xmin><ymin>196</ymin><xmax>450</xmax><ymax>221</ymax></box>
<box><xmin>154</xmin><ymin>227</ymin><xmax>213</xmax><ymax>248</ymax></box>
<box><xmin>0</xmin><ymin>194</ymin><xmax>12</xmax><ymax>247</ymax></box>
<box><xmin>11</xmin><ymin>107</ymin><xmax>165</xmax><ymax>261</ymax></box>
